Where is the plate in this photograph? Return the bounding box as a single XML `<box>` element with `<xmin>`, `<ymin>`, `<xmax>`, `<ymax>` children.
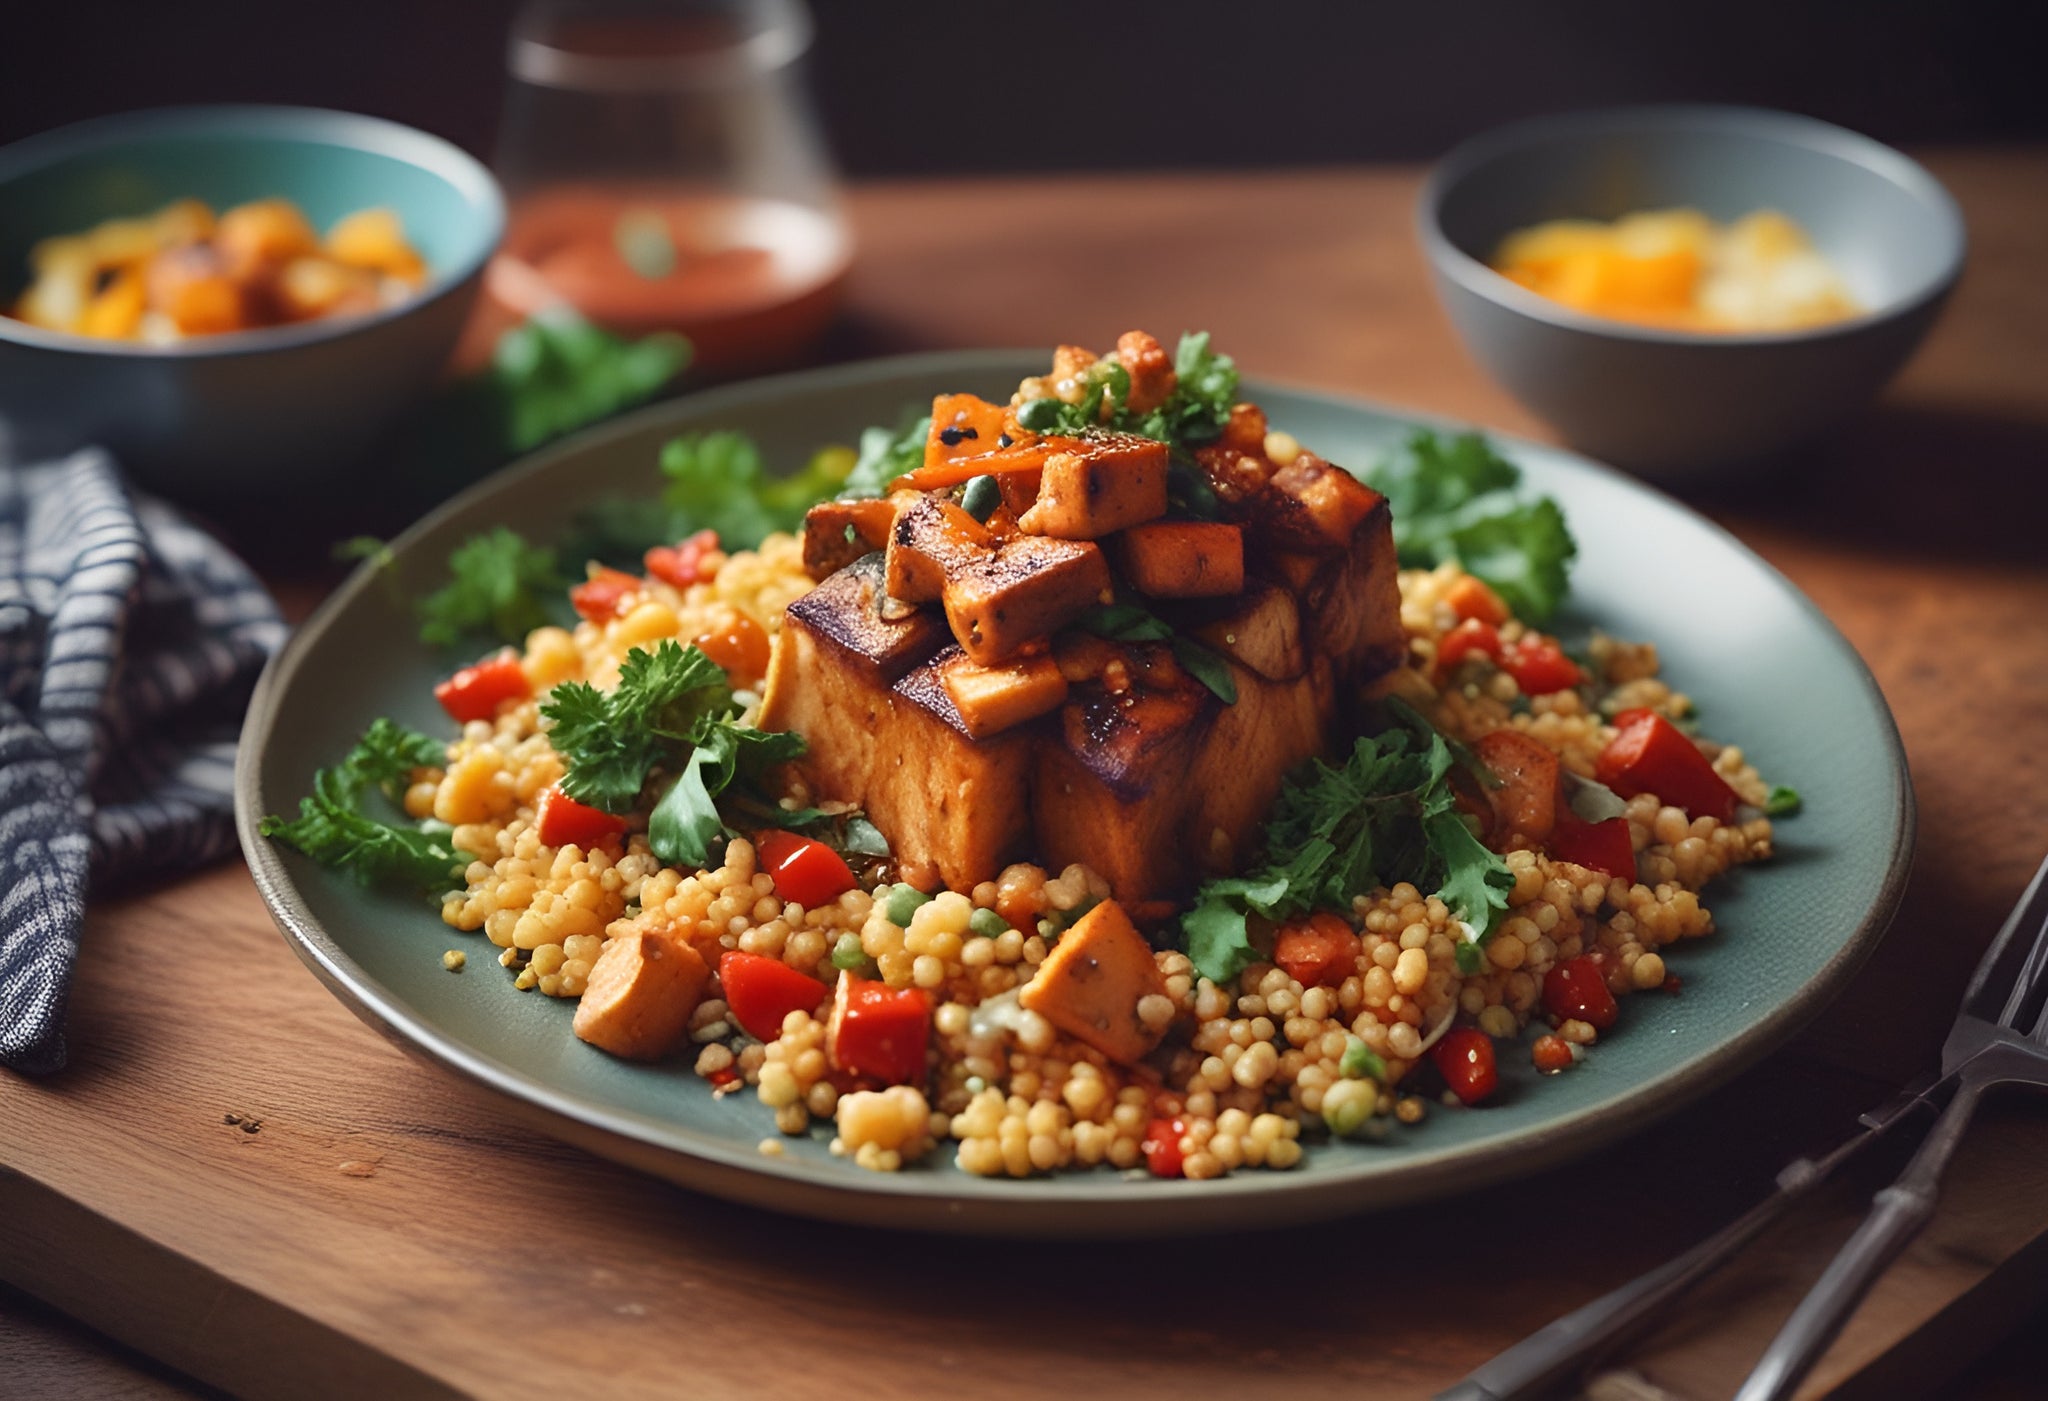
<box><xmin>236</xmin><ymin>351</ymin><xmax>1914</xmax><ymax>1238</ymax></box>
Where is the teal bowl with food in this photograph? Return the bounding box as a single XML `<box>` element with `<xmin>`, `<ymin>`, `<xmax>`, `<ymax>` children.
<box><xmin>1417</xmin><ymin>105</ymin><xmax>1965</xmax><ymax>478</ymax></box>
<box><xmin>0</xmin><ymin>105</ymin><xmax>504</xmax><ymax>501</ymax></box>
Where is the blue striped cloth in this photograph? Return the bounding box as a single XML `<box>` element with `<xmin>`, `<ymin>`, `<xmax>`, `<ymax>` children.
<box><xmin>1</xmin><ymin>448</ymin><xmax>284</xmax><ymax>1073</ymax></box>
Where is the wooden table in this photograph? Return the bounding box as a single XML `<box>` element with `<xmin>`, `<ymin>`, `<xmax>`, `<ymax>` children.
<box><xmin>6</xmin><ymin>152</ymin><xmax>2048</xmax><ymax>1400</ymax></box>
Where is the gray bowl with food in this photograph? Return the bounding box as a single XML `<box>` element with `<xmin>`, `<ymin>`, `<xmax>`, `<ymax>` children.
<box><xmin>1417</xmin><ymin>105</ymin><xmax>1965</xmax><ymax>478</ymax></box>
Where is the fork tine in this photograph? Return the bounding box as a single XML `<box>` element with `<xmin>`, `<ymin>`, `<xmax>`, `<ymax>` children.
<box><xmin>1966</xmin><ymin>850</ymin><xmax>2048</xmax><ymax>1028</ymax></box>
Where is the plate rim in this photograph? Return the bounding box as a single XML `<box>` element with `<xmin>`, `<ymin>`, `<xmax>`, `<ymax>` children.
<box><xmin>234</xmin><ymin>349</ymin><xmax>1916</xmax><ymax>1235</ymax></box>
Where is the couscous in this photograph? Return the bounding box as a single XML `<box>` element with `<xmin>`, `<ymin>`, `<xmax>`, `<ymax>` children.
<box><xmin>266</xmin><ymin>331</ymin><xmax>1781</xmax><ymax>1181</ymax></box>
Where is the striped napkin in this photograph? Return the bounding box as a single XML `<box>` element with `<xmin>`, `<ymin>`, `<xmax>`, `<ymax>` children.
<box><xmin>0</xmin><ymin>448</ymin><xmax>284</xmax><ymax>1074</ymax></box>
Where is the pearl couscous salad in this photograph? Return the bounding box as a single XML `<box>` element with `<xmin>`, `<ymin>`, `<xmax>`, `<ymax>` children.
<box><xmin>266</xmin><ymin>331</ymin><xmax>1791</xmax><ymax>1180</ymax></box>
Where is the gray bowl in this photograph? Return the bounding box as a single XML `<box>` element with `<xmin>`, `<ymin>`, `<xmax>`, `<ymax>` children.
<box><xmin>1418</xmin><ymin>105</ymin><xmax>1965</xmax><ymax>478</ymax></box>
<box><xmin>0</xmin><ymin>106</ymin><xmax>505</xmax><ymax>502</ymax></box>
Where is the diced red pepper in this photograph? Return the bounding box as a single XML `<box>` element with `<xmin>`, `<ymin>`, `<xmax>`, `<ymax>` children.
<box><xmin>1435</xmin><ymin>617</ymin><xmax>1501</xmax><ymax>674</ymax></box>
<box><xmin>1141</xmin><ymin>1115</ymin><xmax>1189</xmax><ymax>1178</ymax></box>
<box><xmin>826</xmin><ymin>972</ymin><xmax>931</xmax><ymax>1086</ymax></box>
<box><xmin>570</xmin><ymin>566</ymin><xmax>642</xmax><ymax>622</ymax></box>
<box><xmin>756</xmin><ymin>829</ymin><xmax>857</xmax><ymax>909</ymax></box>
<box><xmin>433</xmin><ymin>651</ymin><xmax>530</xmax><ymax>724</ymax></box>
<box><xmin>1532</xmin><ymin>1035</ymin><xmax>1576</xmax><ymax>1074</ymax></box>
<box><xmin>645</xmin><ymin>530</ymin><xmax>721</xmax><ymax>590</ymax></box>
<box><xmin>719</xmin><ymin>951</ymin><xmax>830</xmax><ymax>1042</ymax></box>
<box><xmin>1273</xmin><ymin>912</ymin><xmax>1361</xmax><ymax>989</ymax></box>
<box><xmin>533</xmin><ymin>784</ymin><xmax>628</xmax><ymax>851</ymax></box>
<box><xmin>1500</xmin><ymin>639</ymin><xmax>1584</xmax><ymax>695</ymax></box>
<box><xmin>1444</xmin><ymin>574</ymin><xmax>1511</xmax><ymax>626</ymax></box>
<box><xmin>1543</xmin><ymin>954</ymin><xmax>1620</xmax><ymax>1031</ymax></box>
<box><xmin>1596</xmin><ymin>711</ymin><xmax>1740</xmax><ymax>823</ymax></box>
<box><xmin>1548</xmin><ymin>815</ymin><xmax>1637</xmax><ymax>883</ymax></box>
<box><xmin>1433</xmin><ymin>1028</ymin><xmax>1499</xmax><ymax>1105</ymax></box>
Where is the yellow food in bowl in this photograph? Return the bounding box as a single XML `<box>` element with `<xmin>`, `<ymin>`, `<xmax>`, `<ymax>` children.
<box><xmin>1492</xmin><ymin>208</ymin><xmax>1861</xmax><ymax>333</ymax></box>
<box><xmin>9</xmin><ymin>197</ymin><xmax>428</xmax><ymax>344</ymax></box>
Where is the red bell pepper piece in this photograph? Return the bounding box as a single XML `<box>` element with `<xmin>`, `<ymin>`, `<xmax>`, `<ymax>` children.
<box><xmin>1444</xmin><ymin>574</ymin><xmax>1510</xmax><ymax>626</ymax></box>
<box><xmin>826</xmin><ymin>972</ymin><xmax>931</xmax><ymax>1086</ymax></box>
<box><xmin>1500</xmin><ymin>639</ymin><xmax>1584</xmax><ymax>695</ymax></box>
<box><xmin>433</xmin><ymin>651</ymin><xmax>531</xmax><ymax>724</ymax></box>
<box><xmin>1435</xmin><ymin>617</ymin><xmax>1501</xmax><ymax>674</ymax></box>
<box><xmin>534</xmin><ymin>784</ymin><xmax>628</xmax><ymax>850</ymax></box>
<box><xmin>1549</xmin><ymin>815</ymin><xmax>1637</xmax><ymax>883</ymax></box>
<box><xmin>1596</xmin><ymin>711</ymin><xmax>1740</xmax><ymax>823</ymax></box>
<box><xmin>1141</xmin><ymin>1115</ymin><xmax>1189</xmax><ymax>1178</ymax></box>
<box><xmin>756</xmin><ymin>829</ymin><xmax>857</xmax><ymax>909</ymax></box>
<box><xmin>1543</xmin><ymin>954</ymin><xmax>1620</xmax><ymax>1031</ymax></box>
<box><xmin>645</xmin><ymin>529</ymin><xmax>721</xmax><ymax>590</ymax></box>
<box><xmin>719</xmin><ymin>951</ymin><xmax>830</xmax><ymax>1042</ymax></box>
<box><xmin>570</xmin><ymin>566</ymin><xmax>642</xmax><ymax>622</ymax></box>
<box><xmin>1432</xmin><ymin>1028</ymin><xmax>1499</xmax><ymax>1105</ymax></box>
<box><xmin>1273</xmin><ymin>912</ymin><xmax>1361</xmax><ymax>989</ymax></box>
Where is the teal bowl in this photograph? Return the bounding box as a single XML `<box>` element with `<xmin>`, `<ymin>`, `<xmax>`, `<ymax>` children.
<box><xmin>1418</xmin><ymin>106</ymin><xmax>1965</xmax><ymax>479</ymax></box>
<box><xmin>0</xmin><ymin>105</ymin><xmax>504</xmax><ymax>502</ymax></box>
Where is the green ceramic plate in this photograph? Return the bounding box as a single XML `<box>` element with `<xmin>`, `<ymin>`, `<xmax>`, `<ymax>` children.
<box><xmin>236</xmin><ymin>351</ymin><xmax>1913</xmax><ymax>1238</ymax></box>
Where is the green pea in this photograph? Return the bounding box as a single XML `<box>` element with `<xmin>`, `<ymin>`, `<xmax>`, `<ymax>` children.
<box><xmin>1016</xmin><ymin>397</ymin><xmax>1063</xmax><ymax>431</ymax></box>
<box><xmin>883</xmin><ymin>883</ymin><xmax>929</xmax><ymax>927</ymax></box>
<box><xmin>960</xmin><ymin>474</ymin><xmax>1001</xmax><ymax>522</ymax></box>
<box><xmin>1339</xmin><ymin>1036</ymin><xmax>1386</xmax><ymax>1083</ymax></box>
<box><xmin>968</xmin><ymin>907</ymin><xmax>1010</xmax><ymax>939</ymax></box>
<box><xmin>830</xmin><ymin>933</ymin><xmax>869</xmax><ymax>972</ymax></box>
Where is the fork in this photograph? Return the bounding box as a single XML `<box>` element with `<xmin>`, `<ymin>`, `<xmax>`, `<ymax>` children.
<box><xmin>1436</xmin><ymin>849</ymin><xmax>2048</xmax><ymax>1401</ymax></box>
<box><xmin>1735</xmin><ymin>849</ymin><xmax>2048</xmax><ymax>1400</ymax></box>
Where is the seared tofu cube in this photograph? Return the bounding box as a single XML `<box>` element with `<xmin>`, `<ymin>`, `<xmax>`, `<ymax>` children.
<box><xmin>1017</xmin><ymin>899</ymin><xmax>1170</xmax><ymax>1065</ymax></box>
<box><xmin>941</xmin><ymin>535</ymin><xmax>1109</xmax><ymax>666</ymax></box>
<box><xmin>800</xmin><ymin>496</ymin><xmax>901</xmax><ymax>581</ymax></box>
<box><xmin>775</xmin><ymin>551</ymin><xmax>946</xmax><ymax>687</ymax></box>
<box><xmin>1178</xmin><ymin>582</ymin><xmax>1306</xmax><ymax>682</ymax></box>
<box><xmin>886</xmin><ymin>495</ymin><xmax>994</xmax><ymax>604</ymax></box>
<box><xmin>938</xmin><ymin>648</ymin><xmax>1069</xmax><ymax>739</ymax></box>
<box><xmin>1018</xmin><ymin>433</ymin><xmax>1169</xmax><ymax>539</ymax></box>
<box><xmin>1117</xmin><ymin>521</ymin><xmax>1244</xmax><ymax>598</ymax></box>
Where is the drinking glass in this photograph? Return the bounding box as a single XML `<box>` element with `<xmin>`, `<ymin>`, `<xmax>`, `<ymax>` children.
<box><xmin>492</xmin><ymin>0</ymin><xmax>850</xmax><ymax>374</ymax></box>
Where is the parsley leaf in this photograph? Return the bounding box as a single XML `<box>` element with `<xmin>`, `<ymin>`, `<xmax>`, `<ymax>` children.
<box><xmin>417</xmin><ymin>527</ymin><xmax>566</xmax><ymax>649</ymax></box>
<box><xmin>839</xmin><ymin>414</ymin><xmax>931</xmax><ymax>501</ymax></box>
<box><xmin>540</xmin><ymin>639</ymin><xmax>811</xmax><ymax>868</ymax></box>
<box><xmin>490</xmin><ymin>316</ymin><xmax>690</xmax><ymax>454</ymax></box>
<box><xmin>1180</xmin><ymin>727</ymin><xmax>1514</xmax><ymax>985</ymax></box>
<box><xmin>1013</xmin><ymin>331</ymin><xmax>1240</xmax><ymax>451</ymax></box>
<box><xmin>1765</xmin><ymin>784</ymin><xmax>1802</xmax><ymax>816</ymax></box>
<box><xmin>656</xmin><ymin>430</ymin><xmax>853</xmax><ymax>552</ymax></box>
<box><xmin>261</xmin><ymin>720</ymin><xmax>464</xmax><ymax>892</ymax></box>
<box><xmin>1367</xmin><ymin>430</ymin><xmax>1578</xmax><ymax>623</ymax></box>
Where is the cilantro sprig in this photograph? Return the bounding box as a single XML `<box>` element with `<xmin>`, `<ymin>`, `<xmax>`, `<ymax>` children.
<box><xmin>416</xmin><ymin>527</ymin><xmax>566</xmax><ymax>649</ymax></box>
<box><xmin>1367</xmin><ymin>430</ymin><xmax>1577</xmax><ymax>623</ymax></box>
<box><xmin>1182</xmin><ymin>727</ymin><xmax>1513</xmax><ymax>985</ymax></box>
<box><xmin>540</xmin><ymin>639</ymin><xmax>806</xmax><ymax>868</ymax></box>
<box><xmin>1014</xmin><ymin>331</ymin><xmax>1239</xmax><ymax>450</ymax></box>
<box><xmin>261</xmin><ymin>719</ymin><xmax>464</xmax><ymax>892</ymax></box>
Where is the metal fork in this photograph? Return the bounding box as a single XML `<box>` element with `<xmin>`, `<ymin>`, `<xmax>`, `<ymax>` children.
<box><xmin>1735</xmin><ymin>850</ymin><xmax>2048</xmax><ymax>1400</ymax></box>
<box><xmin>1436</xmin><ymin>850</ymin><xmax>2048</xmax><ymax>1401</ymax></box>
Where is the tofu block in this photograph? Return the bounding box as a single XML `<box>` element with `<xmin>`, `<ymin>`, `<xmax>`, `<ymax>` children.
<box><xmin>941</xmin><ymin>535</ymin><xmax>1109</xmax><ymax>666</ymax></box>
<box><xmin>938</xmin><ymin>649</ymin><xmax>1069</xmax><ymax>739</ymax></box>
<box><xmin>1018</xmin><ymin>433</ymin><xmax>1169</xmax><ymax>539</ymax></box>
<box><xmin>1117</xmin><ymin>521</ymin><xmax>1244</xmax><ymax>598</ymax></box>
<box><xmin>1244</xmin><ymin>458</ymin><xmax>1405</xmax><ymax>688</ymax></box>
<box><xmin>573</xmin><ymin>933</ymin><xmax>710</xmax><ymax>1062</ymax></box>
<box><xmin>1017</xmin><ymin>899</ymin><xmax>1170</xmax><ymax>1066</ymax></box>
<box><xmin>885</xmin><ymin>656</ymin><xmax>1036</xmax><ymax>889</ymax></box>
<box><xmin>1257</xmin><ymin>455</ymin><xmax>1386</xmax><ymax>555</ymax></box>
<box><xmin>1179</xmin><ymin>582</ymin><xmax>1306</xmax><ymax>682</ymax></box>
<box><xmin>886</xmin><ymin>494</ymin><xmax>994</xmax><ymax>604</ymax></box>
<box><xmin>772</xmin><ymin>551</ymin><xmax>945</xmax><ymax>689</ymax></box>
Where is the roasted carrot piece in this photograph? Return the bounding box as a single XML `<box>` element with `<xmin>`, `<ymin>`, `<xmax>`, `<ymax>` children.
<box><xmin>1472</xmin><ymin>728</ymin><xmax>1563</xmax><ymax>846</ymax></box>
<box><xmin>1273</xmin><ymin>912</ymin><xmax>1361</xmax><ymax>989</ymax></box>
<box><xmin>1117</xmin><ymin>521</ymin><xmax>1245</xmax><ymax>598</ymax></box>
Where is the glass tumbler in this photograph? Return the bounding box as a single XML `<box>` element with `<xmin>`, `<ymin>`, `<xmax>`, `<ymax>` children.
<box><xmin>492</xmin><ymin>0</ymin><xmax>850</xmax><ymax>375</ymax></box>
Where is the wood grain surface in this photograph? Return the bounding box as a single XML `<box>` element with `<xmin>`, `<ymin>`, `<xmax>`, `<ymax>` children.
<box><xmin>4</xmin><ymin>150</ymin><xmax>2046</xmax><ymax>1401</ymax></box>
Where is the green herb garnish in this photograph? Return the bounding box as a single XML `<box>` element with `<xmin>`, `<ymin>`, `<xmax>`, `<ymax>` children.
<box><xmin>417</xmin><ymin>526</ymin><xmax>566</xmax><ymax>648</ymax></box>
<box><xmin>1367</xmin><ymin>430</ymin><xmax>1577</xmax><ymax>623</ymax></box>
<box><xmin>261</xmin><ymin>719</ymin><xmax>464</xmax><ymax>891</ymax></box>
<box><xmin>839</xmin><ymin>414</ymin><xmax>931</xmax><ymax>501</ymax></box>
<box><xmin>1181</xmin><ymin>727</ymin><xmax>1514</xmax><ymax>985</ymax></box>
<box><xmin>1072</xmin><ymin>601</ymin><xmax>1238</xmax><ymax>705</ymax></box>
<box><xmin>540</xmin><ymin>639</ymin><xmax>806</xmax><ymax>867</ymax></box>
<box><xmin>1765</xmin><ymin>785</ymin><xmax>1802</xmax><ymax>816</ymax></box>
<box><xmin>1011</xmin><ymin>331</ymin><xmax>1239</xmax><ymax>451</ymax></box>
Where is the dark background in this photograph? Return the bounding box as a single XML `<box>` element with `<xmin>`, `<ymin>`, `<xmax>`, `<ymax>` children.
<box><xmin>2</xmin><ymin>1</ymin><xmax>2042</xmax><ymax>172</ymax></box>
